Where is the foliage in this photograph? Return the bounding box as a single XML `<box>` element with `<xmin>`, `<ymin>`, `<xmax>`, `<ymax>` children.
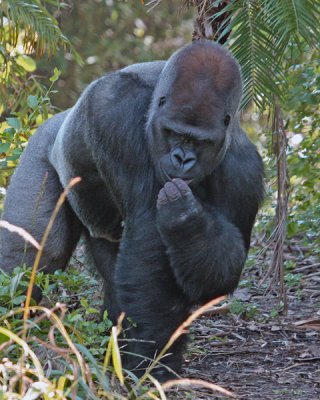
<box><xmin>284</xmin><ymin>45</ymin><xmax>320</xmax><ymax>244</ymax></box>
<box><xmin>0</xmin><ymin>0</ymin><xmax>191</xmax><ymax>179</ymax></box>
<box><xmin>210</xmin><ymin>0</ymin><xmax>320</xmax><ymax>110</ymax></box>
<box><xmin>0</xmin><ymin>68</ymin><xmax>61</xmax><ymax>169</ymax></box>
<box><xmin>0</xmin><ymin>0</ymin><xmax>76</xmax><ymax>57</ymax></box>
<box><xmin>0</xmin><ymin>265</ymin><xmax>112</xmax><ymax>347</ymax></box>
<box><xmin>0</xmin><ymin>267</ymin><xmax>124</xmax><ymax>399</ymax></box>
<box><xmin>243</xmin><ymin>38</ymin><xmax>319</xmax><ymax>252</ymax></box>
<box><xmin>229</xmin><ymin>298</ymin><xmax>259</xmax><ymax>320</ymax></box>
<box><xmin>0</xmin><ymin>266</ymin><xmax>229</xmax><ymax>399</ymax></box>
<box><xmin>256</xmin><ymin>44</ymin><xmax>320</xmax><ymax>244</ymax></box>
<box><xmin>0</xmin><ymin>0</ymin><xmax>80</xmax><ymax>175</ymax></box>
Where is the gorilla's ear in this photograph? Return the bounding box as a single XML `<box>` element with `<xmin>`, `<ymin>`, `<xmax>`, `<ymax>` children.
<box><xmin>158</xmin><ymin>96</ymin><xmax>166</xmax><ymax>107</ymax></box>
<box><xmin>224</xmin><ymin>115</ymin><xmax>231</xmax><ymax>128</ymax></box>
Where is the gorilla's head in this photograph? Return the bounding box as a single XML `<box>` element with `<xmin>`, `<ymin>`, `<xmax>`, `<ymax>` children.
<box><xmin>146</xmin><ymin>40</ymin><xmax>242</xmax><ymax>186</ymax></box>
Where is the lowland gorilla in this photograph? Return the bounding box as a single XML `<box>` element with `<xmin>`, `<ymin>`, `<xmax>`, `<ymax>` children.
<box><xmin>0</xmin><ymin>40</ymin><xmax>263</xmax><ymax>379</ymax></box>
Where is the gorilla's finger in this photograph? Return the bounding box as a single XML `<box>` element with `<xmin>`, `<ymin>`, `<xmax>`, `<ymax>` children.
<box><xmin>171</xmin><ymin>178</ymin><xmax>191</xmax><ymax>196</ymax></box>
<box><xmin>163</xmin><ymin>182</ymin><xmax>181</xmax><ymax>202</ymax></box>
<box><xmin>157</xmin><ymin>187</ymin><xmax>169</xmax><ymax>206</ymax></box>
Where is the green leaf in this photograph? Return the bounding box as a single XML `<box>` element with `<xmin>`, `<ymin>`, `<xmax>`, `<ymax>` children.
<box><xmin>16</xmin><ymin>55</ymin><xmax>36</xmax><ymax>72</ymax></box>
<box><xmin>86</xmin><ymin>307</ymin><xmax>99</xmax><ymax>315</ymax></box>
<box><xmin>6</xmin><ymin>118</ymin><xmax>21</xmax><ymax>130</ymax></box>
<box><xmin>11</xmin><ymin>295</ymin><xmax>26</xmax><ymax>305</ymax></box>
<box><xmin>27</xmin><ymin>95</ymin><xmax>39</xmax><ymax>109</ymax></box>
<box><xmin>49</xmin><ymin>67</ymin><xmax>61</xmax><ymax>82</ymax></box>
<box><xmin>0</xmin><ymin>332</ymin><xmax>9</xmax><ymax>345</ymax></box>
<box><xmin>80</xmin><ymin>298</ymin><xmax>89</xmax><ymax>307</ymax></box>
<box><xmin>10</xmin><ymin>271</ymin><xmax>25</xmax><ymax>298</ymax></box>
<box><xmin>0</xmin><ymin>143</ymin><xmax>10</xmax><ymax>153</ymax></box>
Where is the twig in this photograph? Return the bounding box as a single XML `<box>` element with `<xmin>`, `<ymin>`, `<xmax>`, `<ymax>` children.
<box><xmin>261</xmin><ymin>105</ymin><xmax>289</xmax><ymax>311</ymax></box>
<box><xmin>161</xmin><ymin>378</ymin><xmax>236</xmax><ymax>398</ymax></box>
<box><xmin>295</xmin><ymin>263</ymin><xmax>320</xmax><ymax>272</ymax></box>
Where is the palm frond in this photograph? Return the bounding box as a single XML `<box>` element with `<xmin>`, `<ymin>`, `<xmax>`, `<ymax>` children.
<box><xmin>0</xmin><ymin>0</ymin><xmax>73</xmax><ymax>57</ymax></box>
<box><xmin>210</xmin><ymin>0</ymin><xmax>320</xmax><ymax>110</ymax></box>
<box><xmin>263</xmin><ymin>0</ymin><xmax>320</xmax><ymax>47</ymax></box>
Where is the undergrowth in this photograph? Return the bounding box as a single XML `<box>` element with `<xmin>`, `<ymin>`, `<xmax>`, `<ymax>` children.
<box><xmin>0</xmin><ymin>265</ymin><xmax>233</xmax><ymax>399</ymax></box>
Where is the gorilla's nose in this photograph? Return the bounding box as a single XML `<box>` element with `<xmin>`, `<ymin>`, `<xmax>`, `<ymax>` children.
<box><xmin>171</xmin><ymin>148</ymin><xmax>196</xmax><ymax>171</ymax></box>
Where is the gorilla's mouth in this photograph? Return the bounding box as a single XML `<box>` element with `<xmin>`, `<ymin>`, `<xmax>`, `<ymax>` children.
<box><xmin>170</xmin><ymin>176</ymin><xmax>193</xmax><ymax>185</ymax></box>
<box><xmin>159</xmin><ymin>161</ymin><xmax>194</xmax><ymax>185</ymax></box>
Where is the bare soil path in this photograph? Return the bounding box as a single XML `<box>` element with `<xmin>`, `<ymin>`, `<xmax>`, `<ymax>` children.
<box><xmin>170</xmin><ymin>242</ymin><xmax>320</xmax><ymax>399</ymax></box>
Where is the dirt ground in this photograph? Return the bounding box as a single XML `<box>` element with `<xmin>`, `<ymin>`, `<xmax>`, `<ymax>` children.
<box><xmin>169</xmin><ymin>242</ymin><xmax>320</xmax><ymax>399</ymax></box>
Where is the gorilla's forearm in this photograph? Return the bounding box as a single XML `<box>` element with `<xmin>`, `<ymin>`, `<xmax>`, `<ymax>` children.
<box><xmin>156</xmin><ymin>179</ymin><xmax>247</xmax><ymax>303</ymax></box>
<box><xmin>159</xmin><ymin>209</ymin><xmax>246</xmax><ymax>303</ymax></box>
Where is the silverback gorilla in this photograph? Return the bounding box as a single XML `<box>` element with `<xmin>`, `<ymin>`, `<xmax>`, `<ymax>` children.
<box><xmin>0</xmin><ymin>40</ymin><xmax>263</xmax><ymax>379</ymax></box>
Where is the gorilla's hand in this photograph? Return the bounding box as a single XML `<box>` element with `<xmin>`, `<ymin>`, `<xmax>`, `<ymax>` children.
<box><xmin>156</xmin><ymin>178</ymin><xmax>204</xmax><ymax>233</ymax></box>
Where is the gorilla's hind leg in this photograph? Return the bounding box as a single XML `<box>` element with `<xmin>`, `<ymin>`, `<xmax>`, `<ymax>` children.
<box><xmin>0</xmin><ymin>114</ymin><xmax>83</xmax><ymax>301</ymax></box>
<box><xmin>85</xmin><ymin>237</ymin><xmax>120</xmax><ymax>323</ymax></box>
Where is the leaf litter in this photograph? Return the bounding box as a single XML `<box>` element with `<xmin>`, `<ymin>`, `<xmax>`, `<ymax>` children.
<box><xmin>168</xmin><ymin>237</ymin><xmax>320</xmax><ymax>399</ymax></box>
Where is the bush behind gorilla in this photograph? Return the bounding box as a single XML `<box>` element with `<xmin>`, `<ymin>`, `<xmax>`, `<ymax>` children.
<box><xmin>0</xmin><ymin>40</ymin><xmax>263</xmax><ymax>380</ymax></box>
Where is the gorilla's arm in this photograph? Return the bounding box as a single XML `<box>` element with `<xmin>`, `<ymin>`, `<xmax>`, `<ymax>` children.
<box><xmin>156</xmin><ymin>135</ymin><xmax>264</xmax><ymax>304</ymax></box>
<box><xmin>157</xmin><ymin>182</ymin><xmax>246</xmax><ymax>303</ymax></box>
<box><xmin>49</xmin><ymin>61</ymin><xmax>166</xmax><ymax>234</ymax></box>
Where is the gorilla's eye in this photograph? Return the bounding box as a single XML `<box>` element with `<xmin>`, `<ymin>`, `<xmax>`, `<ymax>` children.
<box><xmin>158</xmin><ymin>96</ymin><xmax>166</xmax><ymax>107</ymax></box>
<box><xmin>224</xmin><ymin>115</ymin><xmax>231</xmax><ymax>127</ymax></box>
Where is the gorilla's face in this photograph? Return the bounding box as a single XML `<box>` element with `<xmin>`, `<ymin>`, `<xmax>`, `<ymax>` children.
<box><xmin>147</xmin><ymin>41</ymin><xmax>241</xmax><ymax>187</ymax></box>
<box><xmin>149</xmin><ymin>110</ymin><xmax>230</xmax><ymax>186</ymax></box>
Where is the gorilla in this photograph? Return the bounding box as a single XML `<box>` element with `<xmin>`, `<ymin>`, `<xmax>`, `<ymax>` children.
<box><xmin>0</xmin><ymin>40</ymin><xmax>263</xmax><ymax>380</ymax></box>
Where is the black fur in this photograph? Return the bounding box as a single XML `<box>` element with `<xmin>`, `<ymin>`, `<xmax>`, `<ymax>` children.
<box><xmin>0</xmin><ymin>40</ymin><xmax>263</xmax><ymax>380</ymax></box>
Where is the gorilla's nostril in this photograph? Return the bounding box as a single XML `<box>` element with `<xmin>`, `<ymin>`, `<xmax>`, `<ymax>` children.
<box><xmin>184</xmin><ymin>156</ymin><xmax>196</xmax><ymax>171</ymax></box>
<box><xmin>171</xmin><ymin>148</ymin><xmax>196</xmax><ymax>171</ymax></box>
<box><xmin>174</xmin><ymin>154</ymin><xmax>184</xmax><ymax>163</ymax></box>
<box><xmin>171</xmin><ymin>147</ymin><xmax>185</xmax><ymax>167</ymax></box>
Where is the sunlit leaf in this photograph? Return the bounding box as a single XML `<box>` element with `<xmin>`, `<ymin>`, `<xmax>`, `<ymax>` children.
<box><xmin>16</xmin><ymin>55</ymin><xmax>36</xmax><ymax>72</ymax></box>
<box><xmin>49</xmin><ymin>67</ymin><xmax>61</xmax><ymax>82</ymax></box>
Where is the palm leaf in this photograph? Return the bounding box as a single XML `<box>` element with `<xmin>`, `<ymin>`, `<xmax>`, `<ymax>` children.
<box><xmin>210</xmin><ymin>0</ymin><xmax>320</xmax><ymax>110</ymax></box>
<box><xmin>263</xmin><ymin>0</ymin><xmax>320</xmax><ymax>47</ymax></box>
<box><xmin>0</xmin><ymin>0</ymin><xmax>77</xmax><ymax>58</ymax></box>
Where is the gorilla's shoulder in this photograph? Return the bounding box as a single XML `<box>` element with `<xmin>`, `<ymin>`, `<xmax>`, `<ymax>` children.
<box><xmin>71</xmin><ymin>69</ymin><xmax>161</xmax><ymax>126</ymax></box>
<box><xmin>82</xmin><ymin>61</ymin><xmax>166</xmax><ymax>104</ymax></box>
<box><xmin>28</xmin><ymin>110</ymin><xmax>70</xmax><ymax>147</ymax></box>
<box><xmin>120</xmin><ymin>61</ymin><xmax>166</xmax><ymax>86</ymax></box>
<box><xmin>226</xmin><ymin>131</ymin><xmax>263</xmax><ymax>173</ymax></box>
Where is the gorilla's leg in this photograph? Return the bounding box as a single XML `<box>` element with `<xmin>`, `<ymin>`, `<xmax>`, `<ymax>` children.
<box><xmin>85</xmin><ymin>236</ymin><xmax>120</xmax><ymax>323</ymax></box>
<box><xmin>0</xmin><ymin>114</ymin><xmax>82</xmax><ymax>301</ymax></box>
<box><xmin>114</xmin><ymin>213</ymin><xmax>190</xmax><ymax>381</ymax></box>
